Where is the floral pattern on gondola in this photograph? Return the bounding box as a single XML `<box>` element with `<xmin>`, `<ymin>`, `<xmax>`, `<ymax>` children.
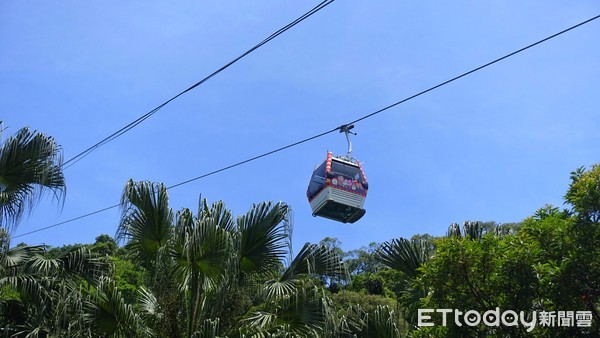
<box><xmin>327</xmin><ymin>175</ymin><xmax>367</xmax><ymax>196</ymax></box>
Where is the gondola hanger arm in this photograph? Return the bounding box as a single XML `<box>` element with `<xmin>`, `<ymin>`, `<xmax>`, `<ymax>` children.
<box><xmin>339</xmin><ymin>124</ymin><xmax>356</xmax><ymax>158</ymax></box>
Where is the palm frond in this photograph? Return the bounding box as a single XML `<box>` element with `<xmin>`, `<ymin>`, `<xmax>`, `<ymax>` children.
<box><xmin>172</xmin><ymin>208</ymin><xmax>232</xmax><ymax>285</ymax></box>
<box><xmin>400</xmin><ymin>288</ymin><xmax>428</xmax><ymax>326</ymax></box>
<box><xmin>237</xmin><ymin>202</ymin><xmax>291</xmax><ymax>276</ymax></box>
<box><xmin>190</xmin><ymin>319</ymin><xmax>220</xmax><ymax>338</ymax></box>
<box><xmin>462</xmin><ymin>221</ymin><xmax>483</xmax><ymax>239</ymax></box>
<box><xmin>447</xmin><ymin>221</ymin><xmax>485</xmax><ymax>239</ymax></box>
<box><xmin>200</xmin><ymin>199</ymin><xmax>235</xmax><ymax>232</ymax></box>
<box><xmin>60</xmin><ymin>246</ymin><xmax>110</xmax><ymax>282</ymax></box>
<box><xmin>241</xmin><ymin>311</ymin><xmax>278</xmax><ymax>333</ymax></box>
<box><xmin>263</xmin><ymin>280</ymin><xmax>297</xmax><ymax>302</ymax></box>
<box><xmin>375</xmin><ymin>238</ymin><xmax>430</xmax><ymax>278</ymax></box>
<box><xmin>343</xmin><ymin>305</ymin><xmax>402</xmax><ymax>338</ymax></box>
<box><xmin>0</xmin><ymin>127</ymin><xmax>65</xmax><ymax>230</ymax></box>
<box><xmin>92</xmin><ymin>276</ymin><xmax>153</xmax><ymax>337</ymax></box>
<box><xmin>47</xmin><ymin>282</ymin><xmax>95</xmax><ymax>337</ymax></box>
<box><xmin>239</xmin><ymin>286</ymin><xmax>328</xmax><ymax>337</ymax></box>
<box><xmin>23</xmin><ymin>246</ymin><xmax>108</xmax><ymax>283</ymax></box>
<box><xmin>117</xmin><ymin>180</ymin><xmax>173</xmax><ymax>266</ymax></box>
<box><xmin>446</xmin><ymin>223</ymin><xmax>461</xmax><ymax>238</ymax></box>
<box><xmin>0</xmin><ymin>276</ymin><xmax>90</xmax><ymax>337</ymax></box>
<box><xmin>280</xmin><ymin>243</ymin><xmax>345</xmax><ymax>283</ymax></box>
<box><xmin>170</xmin><ymin>207</ymin><xmax>233</xmax><ymax>336</ymax></box>
<box><xmin>0</xmin><ymin>229</ymin><xmax>44</xmax><ymax>271</ymax></box>
<box><xmin>0</xmin><ymin>274</ymin><xmax>51</xmax><ymax>306</ymax></box>
<box><xmin>138</xmin><ymin>286</ymin><xmax>163</xmax><ymax>322</ymax></box>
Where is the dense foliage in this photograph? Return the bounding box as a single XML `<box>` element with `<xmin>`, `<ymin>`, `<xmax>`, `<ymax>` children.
<box><xmin>1</xmin><ymin>125</ymin><xmax>599</xmax><ymax>337</ymax></box>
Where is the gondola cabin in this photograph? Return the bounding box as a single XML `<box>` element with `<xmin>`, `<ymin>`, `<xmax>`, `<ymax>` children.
<box><xmin>306</xmin><ymin>152</ymin><xmax>368</xmax><ymax>223</ymax></box>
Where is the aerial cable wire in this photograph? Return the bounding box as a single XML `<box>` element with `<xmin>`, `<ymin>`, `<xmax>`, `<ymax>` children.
<box><xmin>13</xmin><ymin>13</ymin><xmax>600</xmax><ymax>239</ymax></box>
<box><xmin>344</xmin><ymin>13</ymin><xmax>600</xmax><ymax>126</ymax></box>
<box><xmin>13</xmin><ymin>128</ymin><xmax>338</xmax><ymax>239</ymax></box>
<box><xmin>61</xmin><ymin>0</ymin><xmax>336</xmax><ymax>170</ymax></box>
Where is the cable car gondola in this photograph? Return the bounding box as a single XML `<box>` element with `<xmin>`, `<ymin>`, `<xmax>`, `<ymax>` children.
<box><xmin>306</xmin><ymin>125</ymin><xmax>368</xmax><ymax>223</ymax></box>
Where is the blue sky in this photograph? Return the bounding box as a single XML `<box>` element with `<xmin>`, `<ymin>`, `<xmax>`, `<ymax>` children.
<box><xmin>2</xmin><ymin>1</ymin><xmax>599</xmax><ymax>251</ymax></box>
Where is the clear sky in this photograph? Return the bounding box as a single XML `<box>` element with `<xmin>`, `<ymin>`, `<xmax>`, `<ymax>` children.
<box><xmin>2</xmin><ymin>1</ymin><xmax>599</xmax><ymax>251</ymax></box>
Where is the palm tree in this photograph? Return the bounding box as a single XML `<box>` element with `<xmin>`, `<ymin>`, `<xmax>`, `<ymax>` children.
<box><xmin>373</xmin><ymin>222</ymin><xmax>495</xmax><ymax>330</ymax></box>
<box><xmin>446</xmin><ymin>221</ymin><xmax>484</xmax><ymax>239</ymax></box>
<box><xmin>117</xmin><ymin>179</ymin><xmax>345</xmax><ymax>337</ymax></box>
<box><xmin>0</xmin><ymin>126</ymin><xmax>66</xmax><ymax>231</ymax></box>
<box><xmin>0</xmin><ymin>227</ymin><xmax>152</xmax><ymax>337</ymax></box>
<box><xmin>374</xmin><ymin>238</ymin><xmax>431</xmax><ymax>327</ymax></box>
<box><xmin>0</xmin><ymin>126</ymin><xmax>149</xmax><ymax>336</ymax></box>
<box><xmin>237</xmin><ymin>242</ymin><xmax>346</xmax><ymax>337</ymax></box>
<box><xmin>340</xmin><ymin>305</ymin><xmax>402</xmax><ymax>338</ymax></box>
<box><xmin>376</xmin><ymin>238</ymin><xmax>430</xmax><ymax>280</ymax></box>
